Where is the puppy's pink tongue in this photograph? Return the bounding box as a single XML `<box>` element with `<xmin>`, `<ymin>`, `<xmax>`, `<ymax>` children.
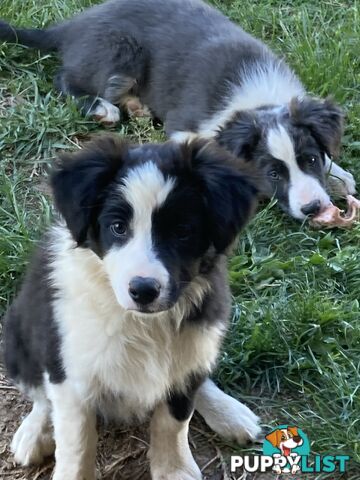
<box><xmin>310</xmin><ymin>195</ymin><xmax>360</xmax><ymax>228</ymax></box>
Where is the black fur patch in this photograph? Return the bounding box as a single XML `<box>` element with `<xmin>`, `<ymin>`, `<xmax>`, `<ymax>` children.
<box><xmin>3</xmin><ymin>240</ymin><xmax>65</xmax><ymax>386</ymax></box>
<box><xmin>217</xmin><ymin>111</ymin><xmax>261</xmax><ymax>161</ymax></box>
<box><xmin>51</xmin><ymin>136</ymin><xmax>129</xmax><ymax>247</ymax></box>
<box><xmin>289</xmin><ymin>97</ymin><xmax>344</xmax><ymax>158</ymax></box>
<box><xmin>167</xmin><ymin>374</ymin><xmax>206</xmax><ymax>422</ymax></box>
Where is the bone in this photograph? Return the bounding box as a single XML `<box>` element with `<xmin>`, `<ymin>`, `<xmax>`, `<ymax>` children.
<box><xmin>310</xmin><ymin>195</ymin><xmax>360</xmax><ymax>228</ymax></box>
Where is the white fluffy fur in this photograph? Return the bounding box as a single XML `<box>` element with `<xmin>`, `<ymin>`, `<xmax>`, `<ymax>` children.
<box><xmin>267</xmin><ymin>125</ymin><xmax>331</xmax><ymax>219</ymax></box>
<box><xmin>197</xmin><ymin>61</ymin><xmax>304</xmax><ymax>139</ymax></box>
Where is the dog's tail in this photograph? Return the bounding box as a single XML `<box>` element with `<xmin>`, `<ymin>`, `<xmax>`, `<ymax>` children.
<box><xmin>0</xmin><ymin>20</ymin><xmax>58</xmax><ymax>51</ymax></box>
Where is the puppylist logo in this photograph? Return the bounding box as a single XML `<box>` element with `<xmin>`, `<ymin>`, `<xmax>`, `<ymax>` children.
<box><xmin>231</xmin><ymin>425</ymin><xmax>350</xmax><ymax>475</ymax></box>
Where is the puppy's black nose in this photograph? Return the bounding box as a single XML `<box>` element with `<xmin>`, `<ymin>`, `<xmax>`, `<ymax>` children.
<box><xmin>293</xmin><ymin>435</ymin><xmax>302</xmax><ymax>444</ymax></box>
<box><xmin>129</xmin><ymin>277</ymin><xmax>161</xmax><ymax>305</ymax></box>
<box><xmin>301</xmin><ymin>200</ymin><xmax>321</xmax><ymax>216</ymax></box>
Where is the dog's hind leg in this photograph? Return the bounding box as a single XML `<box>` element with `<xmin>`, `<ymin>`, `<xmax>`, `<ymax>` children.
<box><xmin>54</xmin><ymin>35</ymin><xmax>147</xmax><ymax>124</ymax></box>
<box><xmin>104</xmin><ymin>74</ymin><xmax>150</xmax><ymax>118</ymax></box>
<box><xmin>102</xmin><ymin>36</ymin><xmax>150</xmax><ymax>118</ymax></box>
<box><xmin>54</xmin><ymin>69</ymin><xmax>121</xmax><ymax>124</ymax></box>
<box><xmin>194</xmin><ymin>378</ymin><xmax>261</xmax><ymax>444</ymax></box>
<box><xmin>11</xmin><ymin>387</ymin><xmax>55</xmax><ymax>466</ymax></box>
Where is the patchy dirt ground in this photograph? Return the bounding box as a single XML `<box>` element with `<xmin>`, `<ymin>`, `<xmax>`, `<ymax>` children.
<box><xmin>0</xmin><ymin>365</ymin><xmax>274</xmax><ymax>480</ymax></box>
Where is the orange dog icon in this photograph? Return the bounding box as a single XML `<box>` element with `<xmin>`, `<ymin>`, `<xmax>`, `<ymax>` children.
<box><xmin>265</xmin><ymin>426</ymin><xmax>303</xmax><ymax>474</ymax></box>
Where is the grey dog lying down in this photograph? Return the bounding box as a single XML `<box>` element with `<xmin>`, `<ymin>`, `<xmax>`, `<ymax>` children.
<box><xmin>0</xmin><ymin>0</ymin><xmax>356</xmax><ymax>220</ymax></box>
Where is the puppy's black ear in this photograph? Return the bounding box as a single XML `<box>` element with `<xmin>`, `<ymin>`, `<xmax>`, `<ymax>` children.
<box><xmin>290</xmin><ymin>97</ymin><xmax>344</xmax><ymax>158</ymax></box>
<box><xmin>51</xmin><ymin>136</ymin><xmax>127</xmax><ymax>245</ymax></box>
<box><xmin>216</xmin><ymin>111</ymin><xmax>261</xmax><ymax>160</ymax></box>
<box><xmin>187</xmin><ymin>141</ymin><xmax>258</xmax><ymax>252</ymax></box>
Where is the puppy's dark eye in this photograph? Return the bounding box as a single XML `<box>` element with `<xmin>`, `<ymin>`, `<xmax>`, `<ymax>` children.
<box><xmin>308</xmin><ymin>156</ymin><xmax>318</xmax><ymax>166</ymax></box>
<box><xmin>268</xmin><ymin>169</ymin><xmax>280</xmax><ymax>180</ymax></box>
<box><xmin>110</xmin><ymin>222</ymin><xmax>127</xmax><ymax>237</ymax></box>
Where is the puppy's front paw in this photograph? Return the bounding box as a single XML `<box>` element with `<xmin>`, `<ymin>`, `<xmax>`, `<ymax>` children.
<box><xmin>11</xmin><ymin>419</ymin><xmax>54</xmax><ymax>466</ymax></box>
<box><xmin>203</xmin><ymin>395</ymin><xmax>261</xmax><ymax>444</ymax></box>
<box><xmin>151</xmin><ymin>463</ymin><xmax>202</xmax><ymax>480</ymax></box>
<box><xmin>196</xmin><ymin>380</ymin><xmax>262</xmax><ymax>445</ymax></box>
<box><xmin>150</xmin><ymin>446</ymin><xmax>202</xmax><ymax>480</ymax></box>
<box><xmin>329</xmin><ymin>170</ymin><xmax>357</xmax><ymax>196</ymax></box>
<box><xmin>343</xmin><ymin>171</ymin><xmax>357</xmax><ymax>194</ymax></box>
<box><xmin>52</xmin><ymin>466</ymin><xmax>96</xmax><ymax>480</ymax></box>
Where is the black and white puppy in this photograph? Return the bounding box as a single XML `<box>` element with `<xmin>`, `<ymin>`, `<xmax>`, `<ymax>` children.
<box><xmin>0</xmin><ymin>0</ymin><xmax>356</xmax><ymax>219</ymax></box>
<box><xmin>3</xmin><ymin>137</ymin><xmax>260</xmax><ymax>480</ymax></box>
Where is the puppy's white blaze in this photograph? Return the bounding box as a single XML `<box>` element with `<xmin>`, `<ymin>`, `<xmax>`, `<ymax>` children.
<box><xmin>267</xmin><ymin>125</ymin><xmax>331</xmax><ymax>219</ymax></box>
<box><xmin>122</xmin><ymin>161</ymin><xmax>176</xmax><ymax>215</ymax></box>
<box><xmin>267</xmin><ymin>125</ymin><xmax>296</xmax><ymax>165</ymax></box>
<box><xmin>197</xmin><ymin>62</ymin><xmax>304</xmax><ymax>138</ymax></box>
<box><xmin>104</xmin><ymin>162</ymin><xmax>175</xmax><ymax>310</ymax></box>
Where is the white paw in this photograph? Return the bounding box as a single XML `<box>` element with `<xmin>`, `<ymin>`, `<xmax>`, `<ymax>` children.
<box><xmin>329</xmin><ymin>169</ymin><xmax>357</xmax><ymax>195</ymax></box>
<box><xmin>151</xmin><ymin>464</ymin><xmax>202</xmax><ymax>480</ymax></box>
<box><xmin>203</xmin><ymin>395</ymin><xmax>261</xmax><ymax>444</ymax></box>
<box><xmin>341</xmin><ymin>170</ymin><xmax>356</xmax><ymax>194</ymax></box>
<box><xmin>11</xmin><ymin>418</ymin><xmax>55</xmax><ymax>466</ymax></box>
<box><xmin>52</xmin><ymin>466</ymin><xmax>96</xmax><ymax>480</ymax></box>
<box><xmin>92</xmin><ymin>100</ymin><xmax>120</xmax><ymax>124</ymax></box>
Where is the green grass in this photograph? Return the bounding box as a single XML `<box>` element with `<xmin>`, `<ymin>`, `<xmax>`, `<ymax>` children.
<box><xmin>0</xmin><ymin>0</ymin><xmax>359</xmax><ymax>478</ymax></box>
